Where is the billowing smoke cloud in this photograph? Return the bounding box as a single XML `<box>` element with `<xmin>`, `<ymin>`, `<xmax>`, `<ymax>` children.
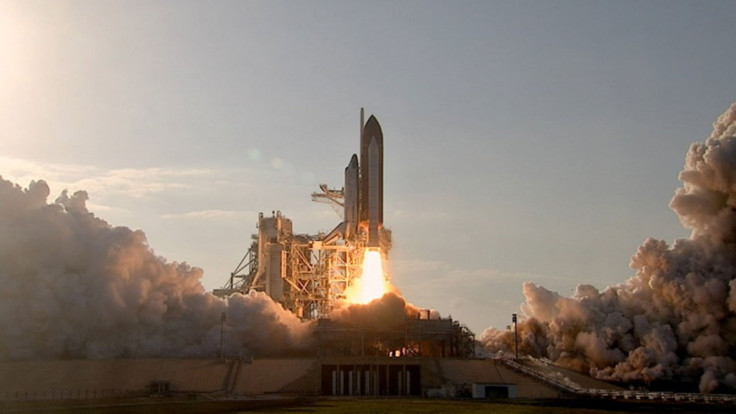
<box><xmin>480</xmin><ymin>103</ymin><xmax>736</xmax><ymax>393</ymax></box>
<box><xmin>0</xmin><ymin>178</ymin><xmax>312</xmax><ymax>359</ymax></box>
<box><xmin>329</xmin><ymin>292</ymin><xmax>421</xmax><ymax>330</ymax></box>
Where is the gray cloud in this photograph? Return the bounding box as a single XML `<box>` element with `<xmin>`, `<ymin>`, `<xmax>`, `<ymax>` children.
<box><xmin>480</xmin><ymin>103</ymin><xmax>736</xmax><ymax>393</ymax></box>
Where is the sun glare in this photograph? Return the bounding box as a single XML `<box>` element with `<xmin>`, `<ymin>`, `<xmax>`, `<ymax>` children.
<box><xmin>347</xmin><ymin>249</ymin><xmax>387</xmax><ymax>304</ymax></box>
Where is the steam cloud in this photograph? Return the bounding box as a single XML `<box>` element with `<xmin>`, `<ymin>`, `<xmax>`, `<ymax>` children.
<box><xmin>0</xmin><ymin>179</ymin><xmax>311</xmax><ymax>359</ymax></box>
<box><xmin>330</xmin><ymin>292</ymin><xmax>422</xmax><ymax>330</ymax></box>
<box><xmin>480</xmin><ymin>103</ymin><xmax>736</xmax><ymax>393</ymax></box>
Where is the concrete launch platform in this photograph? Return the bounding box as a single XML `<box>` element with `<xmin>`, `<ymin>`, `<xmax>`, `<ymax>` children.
<box><xmin>0</xmin><ymin>357</ymin><xmax>613</xmax><ymax>401</ymax></box>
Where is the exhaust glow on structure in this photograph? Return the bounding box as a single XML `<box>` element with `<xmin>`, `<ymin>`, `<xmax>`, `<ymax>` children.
<box><xmin>348</xmin><ymin>249</ymin><xmax>387</xmax><ymax>304</ymax></box>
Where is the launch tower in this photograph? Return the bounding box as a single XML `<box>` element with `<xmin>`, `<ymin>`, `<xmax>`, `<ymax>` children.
<box><xmin>217</xmin><ymin>110</ymin><xmax>391</xmax><ymax>317</ymax></box>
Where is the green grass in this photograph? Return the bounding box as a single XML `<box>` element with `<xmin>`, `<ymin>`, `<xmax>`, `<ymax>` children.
<box><xmin>247</xmin><ymin>398</ymin><xmax>633</xmax><ymax>414</ymax></box>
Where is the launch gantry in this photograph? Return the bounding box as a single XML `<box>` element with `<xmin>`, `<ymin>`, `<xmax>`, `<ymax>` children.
<box><xmin>216</xmin><ymin>110</ymin><xmax>391</xmax><ymax>318</ymax></box>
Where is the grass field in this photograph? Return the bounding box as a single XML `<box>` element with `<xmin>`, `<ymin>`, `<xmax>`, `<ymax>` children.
<box><xmin>3</xmin><ymin>396</ymin><xmax>729</xmax><ymax>413</ymax></box>
<box><xmin>246</xmin><ymin>398</ymin><xmax>635</xmax><ymax>414</ymax></box>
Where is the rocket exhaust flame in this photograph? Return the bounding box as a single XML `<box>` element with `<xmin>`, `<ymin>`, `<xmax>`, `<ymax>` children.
<box><xmin>346</xmin><ymin>249</ymin><xmax>388</xmax><ymax>305</ymax></box>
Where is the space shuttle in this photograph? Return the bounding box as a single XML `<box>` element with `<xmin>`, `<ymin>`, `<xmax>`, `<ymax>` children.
<box><xmin>333</xmin><ymin>109</ymin><xmax>385</xmax><ymax>248</ymax></box>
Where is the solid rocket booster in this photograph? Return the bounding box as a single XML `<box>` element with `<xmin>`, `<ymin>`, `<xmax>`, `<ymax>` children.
<box><xmin>360</xmin><ymin>115</ymin><xmax>383</xmax><ymax>247</ymax></box>
<box><xmin>344</xmin><ymin>154</ymin><xmax>359</xmax><ymax>239</ymax></box>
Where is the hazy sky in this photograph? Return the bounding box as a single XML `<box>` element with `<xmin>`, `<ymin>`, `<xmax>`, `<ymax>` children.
<box><xmin>2</xmin><ymin>0</ymin><xmax>736</xmax><ymax>333</ymax></box>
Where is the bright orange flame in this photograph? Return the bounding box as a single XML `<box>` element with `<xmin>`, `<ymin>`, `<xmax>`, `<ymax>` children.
<box><xmin>347</xmin><ymin>249</ymin><xmax>387</xmax><ymax>304</ymax></box>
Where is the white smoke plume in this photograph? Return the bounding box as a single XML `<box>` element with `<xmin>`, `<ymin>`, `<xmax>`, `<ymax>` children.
<box><xmin>0</xmin><ymin>178</ymin><xmax>312</xmax><ymax>359</ymax></box>
<box><xmin>480</xmin><ymin>103</ymin><xmax>736</xmax><ymax>393</ymax></box>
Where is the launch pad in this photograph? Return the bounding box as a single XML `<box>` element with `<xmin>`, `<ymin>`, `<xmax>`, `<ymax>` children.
<box><xmin>6</xmin><ymin>110</ymin><xmax>736</xmax><ymax>407</ymax></box>
<box><xmin>213</xmin><ymin>110</ymin><xmax>474</xmax><ymax>359</ymax></box>
<box><xmin>215</xmin><ymin>110</ymin><xmax>391</xmax><ymax>318</ymax></box>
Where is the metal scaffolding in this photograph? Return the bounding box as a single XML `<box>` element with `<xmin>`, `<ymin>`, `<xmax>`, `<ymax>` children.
<box><xmin>216</xmin><ymin>210</ymin><xmax>388</xmax><ymax>320</ymax></box>
<box><xmin>217</xmin><ymin>111</ymin><xmax>392</xmax><ymax>318</ymax></box>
